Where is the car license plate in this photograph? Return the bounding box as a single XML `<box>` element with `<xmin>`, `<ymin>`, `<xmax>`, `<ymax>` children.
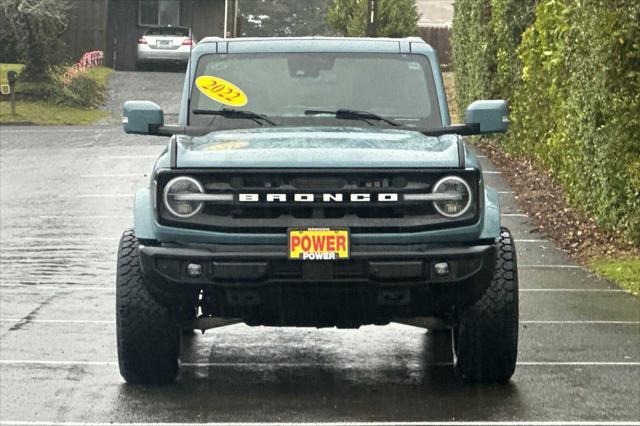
<box><xmin>157</xmin><ymin>40</ymin><xmax>172</xmax><ymax>48</ymax></box>
<box><xmin>288</xmin><ymin>228</ymin><xmax>349</xmax><ymax>260</ymax></box>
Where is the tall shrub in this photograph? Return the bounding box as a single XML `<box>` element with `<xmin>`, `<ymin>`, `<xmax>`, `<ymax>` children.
<box><xmin>490</xmin><ymin>0</ymin><xmax>537</xmax><ymax>101</ymax></box>
<box><xmin>451</xmin><ymin>0</ymin><xmax>494</xmax><ymax>113</ymax></box>
<box><xmin>505</xmin><ymin>0</ymin><xmax>569</xmax><ymax>166</ymax></box>
<box><xmin>0</xmin><ymin>0</ymin><xmax>69</xmax><ymax>82</ymax></box>
<box><xmin>327</xmin><ymin>0</ymin><xmax>419</xmax><ymax>38</ymax></box>
<box><xmin>451</xmin><ymin>0</ymin><xmax>536</xmax><ymax>113</ymax></box>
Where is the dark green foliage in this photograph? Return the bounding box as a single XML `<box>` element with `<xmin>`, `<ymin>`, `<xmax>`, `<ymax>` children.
<box><xmin>240</xmin><ymin>0</ymin><xmax>332</xmax><ymax>36</ymax></box>
<box><xmin>0</xmin><ymin>0</ymin><xmax>70</xmax><ymax>82</ymax></box>
<box><xmin>0</xmin><ymin>9</ymin><xmax>18</xmax><ymax>63</ymax></box>
<box><xmin>490</xmin><ymin>0</ymin><xmax>537</xmax><ymax>102</ymax></box>
<box><xmin>327</xmin><ymin>0</ymin><xmax>419</xmax><ymax>37</ymax></box>
<box><xmin>452</xmin><ymin>0</ymin><xmax>640</xmax><ymax>242</ymax></box>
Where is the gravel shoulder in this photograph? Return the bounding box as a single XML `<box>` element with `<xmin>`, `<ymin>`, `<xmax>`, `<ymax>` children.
<box><xmin>103</xmin><ymin>69</ymin><xmax>185</xmax><ymax>125</ymax></box>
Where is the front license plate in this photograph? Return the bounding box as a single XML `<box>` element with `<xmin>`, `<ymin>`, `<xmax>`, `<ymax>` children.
<box><xmin>288</xmin><ymin>228</ymin><xmax>349</xmax><ymax>260</ymax></box>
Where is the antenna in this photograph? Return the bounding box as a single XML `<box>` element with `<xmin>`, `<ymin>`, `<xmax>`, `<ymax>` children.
<box><xmin>186</xmin><ymin>0</ymin><xmax>194</xmax><ymax>125</ymax></box>
<box><xmin>223</xmin><ymin>0</ymin><xmax>229</xmax><ymax>38</ymax></box>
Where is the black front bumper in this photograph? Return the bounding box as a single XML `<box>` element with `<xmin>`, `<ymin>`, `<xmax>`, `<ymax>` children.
<box><xmin>138</xmin><ymin>242</ymin><xmax>495</xmax><ymax>327</ymax></box>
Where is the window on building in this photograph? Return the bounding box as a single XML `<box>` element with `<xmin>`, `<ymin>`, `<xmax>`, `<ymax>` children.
<box><xmin>139</xmin><ymin>0</ymin><xmax>180</xmax><ymax>27</ymax></box>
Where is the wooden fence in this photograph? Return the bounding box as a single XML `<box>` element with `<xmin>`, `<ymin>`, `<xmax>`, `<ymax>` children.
<box><xmin>62</xmin><ymin>0</ymin><xmax>109</xmax><ymax>64</ymax></box>
<box><xmin>419</xmin><ymin>25</ymin><xmax>451</xmax><ymax>67</ymax></box>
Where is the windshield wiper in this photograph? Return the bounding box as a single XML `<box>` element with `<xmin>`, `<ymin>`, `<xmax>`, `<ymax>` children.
<box><xmin>304</xmin><ymin>109</ymin><xmax>400</xmax><ymax>127</ymax></box>
<box><xmin>192</xmin><ymin>108</ymin><xmax>277</xmax><ymax>126</ymax></box>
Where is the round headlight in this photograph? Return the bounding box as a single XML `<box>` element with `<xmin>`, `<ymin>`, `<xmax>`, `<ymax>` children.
<box><xmin>163</xmin><ymin>176</ymin><xmax>205</xmax><ymax>218</ymax></box>
<box><xmin>432</xmin><ymin>176</ymin><xmax>472</xmax><ymax>218</ymax></box>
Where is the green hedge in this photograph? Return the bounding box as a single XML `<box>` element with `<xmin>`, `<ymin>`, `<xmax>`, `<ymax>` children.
<box><xmin>451</xmin><ymin>0</ymin><xmax>493</xmax><ymax>112</ymax></box>
<box><xmin>509</xmin><ymin>0</ymin><xmax>640</xmax><ymax>242</ymax></box>
<box><xmin>489</xmin><ymin>0</ymin><xmax>537</xmax><ymax>103</ymax></box>
<box><xmin>452</xmin><ymin>0</ymin><xmax>640</xmax><ymax>243</ymax></box>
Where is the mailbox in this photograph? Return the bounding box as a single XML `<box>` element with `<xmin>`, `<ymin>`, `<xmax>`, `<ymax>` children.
<box><xmin>7</xmin><ymin>70</ymin><xmax>17</xmax><ymax>86</ymax></box>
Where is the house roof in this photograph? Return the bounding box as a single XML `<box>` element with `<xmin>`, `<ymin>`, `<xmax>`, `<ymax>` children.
<box><xmin>416</xmin><ymin>0</ymin><xmax>454</xmax><ymax>26</ymax></box>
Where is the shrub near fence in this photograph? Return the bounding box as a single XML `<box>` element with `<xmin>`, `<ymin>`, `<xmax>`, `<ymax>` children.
<box><xmin>452</xmin><ymin>0</ymin><xmax>640</xmax><ymax>243</ymax></box>
<box><xmin>60</xmin><ymin>51</ymin><xmax>106</xmax><ymax>107</ymax></box>
<box><xmin>8</xmin><ymin>51</ymin><xmax>108</xmax><ymax>109</ymax></box>
<box><xmin>63</xmin><ymin>51</ymin><xmax>104</xmax><ymax>84</ymax></box>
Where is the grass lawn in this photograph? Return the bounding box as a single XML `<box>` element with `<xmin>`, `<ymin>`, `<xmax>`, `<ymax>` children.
<box><xmin>0</xmin><ymin>100</ymin><xmax>107</xmax><ymax>125</ymax></box>
<box><xmin>591</xmin><ymin>258</ymin><xmax>640</xmax><ymax>296</ymax></box>
<box><xmin>82</xmin><ymin>66</ymin><xmax>113</xmax><ymax>87</ymax></box>
<box><xmin>0</xmin><ymin>63</ymin><xmax>111</xmax><ymax>125</ymax></box>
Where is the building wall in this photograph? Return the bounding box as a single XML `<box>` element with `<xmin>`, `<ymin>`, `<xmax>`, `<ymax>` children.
<box><xmin>181</xmin><ymin>0</ymin><xmax>230</xmax><ymax>42</ymax></box>
<box><xmin>105</xmin><ymin>0</ymin><xmax>234</xmax><ymax>71</ymax></box>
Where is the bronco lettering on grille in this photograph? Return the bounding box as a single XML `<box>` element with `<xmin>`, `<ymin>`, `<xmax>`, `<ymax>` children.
<box><xmin>237</xmin><ymin>193</ymin><xmax>399</xmax><ymax>203</ymax></box>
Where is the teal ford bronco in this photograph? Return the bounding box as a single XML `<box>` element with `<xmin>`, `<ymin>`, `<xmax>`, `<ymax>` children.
<box><xmin>118</xmin><ymin>37</ymin><xmax>518</xmax><ymax>385</ymax></box>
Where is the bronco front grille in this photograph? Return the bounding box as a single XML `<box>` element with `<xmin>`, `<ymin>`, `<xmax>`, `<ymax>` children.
<box><xmin>156</xmin><ymin>168</ymin><xmax>481</xmax><ymax>233</ymax></box>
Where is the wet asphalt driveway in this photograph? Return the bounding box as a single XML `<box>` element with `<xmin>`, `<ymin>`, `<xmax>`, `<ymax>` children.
<box><xmin>0</xmin><ymin>71</ymin><xmax>639</xmax><ymax>425</ymax></box>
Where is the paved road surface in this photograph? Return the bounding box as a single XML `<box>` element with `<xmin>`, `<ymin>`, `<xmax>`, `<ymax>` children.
<box><xmin>0</xmin><ymin>71</ymin><xmax>638</xmax><ymax>425</ymax></box>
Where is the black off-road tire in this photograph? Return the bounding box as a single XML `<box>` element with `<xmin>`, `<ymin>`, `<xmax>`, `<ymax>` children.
<box><xmin>452</xmin><ymin>227</ymin><xmax>519</xmax><ymax>383</ymax></box>
<box><xmin>116</xmin><ymin>229</ymin><xmax>180</xmax><ymax>384</ymax></box>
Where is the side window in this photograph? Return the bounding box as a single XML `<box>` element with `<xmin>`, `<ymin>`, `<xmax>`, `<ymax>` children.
<box><xmin>139</xmin><ymin>0</ymin><xmax>179</xmax><ymax>27</ymax></box>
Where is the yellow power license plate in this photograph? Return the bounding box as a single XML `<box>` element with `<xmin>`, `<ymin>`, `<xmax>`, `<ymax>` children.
<box><xmin>288</xmin><ymin>228</ymin><xmax>350</xmax><ymax>260</ymax></box>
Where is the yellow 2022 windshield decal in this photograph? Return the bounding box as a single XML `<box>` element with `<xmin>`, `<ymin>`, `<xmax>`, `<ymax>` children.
<box><xmin>195</xmin><ymin>76</ymin><xmax>248</xmax><ymax>107</ymax></box>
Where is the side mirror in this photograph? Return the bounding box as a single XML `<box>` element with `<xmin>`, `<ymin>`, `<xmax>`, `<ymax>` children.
<box><xmin>464</xmin><ymin>100</ymin><xmax>509</xmax><ymax>134</ymax></box>
<box><xmin>123</xmin><ymin>101</ymin><xmax>164</xmax><ymax>135</ymax></box>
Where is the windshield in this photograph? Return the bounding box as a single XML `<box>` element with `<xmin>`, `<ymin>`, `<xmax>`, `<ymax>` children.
<box><xmin>189</xmin><ymin>52</ymin><xmax>442</xmax><ymax>129</ymax></box>
<box><xmin>145</xmin><ymin>27</ymin><xmax>189</xmax><ymax>36</ymax></box>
